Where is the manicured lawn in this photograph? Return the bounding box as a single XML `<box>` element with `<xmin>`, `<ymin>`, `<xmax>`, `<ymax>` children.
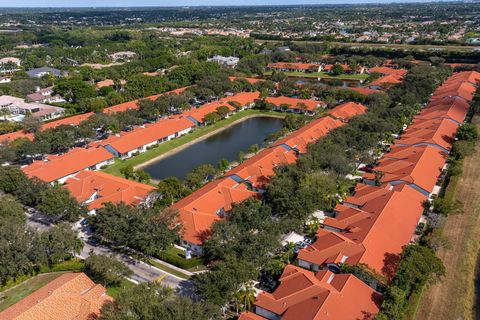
<box><xmin>39</xmin><ymin>258</ymin><xmax>85</xmax><ymax>273</ymax></box>
<box><xmin>0</xmin><ymin>273</ymin><xmax>65</xmax><ymax>311</ymax></box>
<box><xmin>264</xmin><ymin>70</ymin><xmax>369</xmax><ymax>80</ymax></box>
<box><xmin>148</xmin><ymin>259</ymin><xmax>191</xmax><ymax>280</ymax></box>
<box><xmin>106</xmin><ymin>278</ymin><xmax>135</xmax><ymax>299</ymax></box>
<box><xmin>157</xmin><ymin>246</ymin><xmax>205</xmax><ymax>271</ymax></box>
<box><xmin>0</xmin><ymin>259</ymin><xmax>85</xmax><ymax>296</ymax></box>
<box><xmin>102</xmin><ymin>109</ymin><xmax>284</xmax><ymax>178</ymax></box>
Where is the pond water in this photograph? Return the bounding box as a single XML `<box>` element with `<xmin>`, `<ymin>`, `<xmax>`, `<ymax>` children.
<box><xmin>143</xmin><ymin>116</ymin><xmax>284</xmax><ymax>181</ymax></box>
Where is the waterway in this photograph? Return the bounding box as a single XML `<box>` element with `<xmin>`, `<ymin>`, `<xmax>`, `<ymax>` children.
<box><xmin>143</xmin><ymin>116</ymin><xmax>284</xmax><ymax>181</ymax></box>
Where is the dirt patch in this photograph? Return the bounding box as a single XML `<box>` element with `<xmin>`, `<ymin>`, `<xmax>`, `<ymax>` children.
<box><xmin>414</xmin><ymin>116</ymin><xmax>480</xmax><ymax>320</ymax></box>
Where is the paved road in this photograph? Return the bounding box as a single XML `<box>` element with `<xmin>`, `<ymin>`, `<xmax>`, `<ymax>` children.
<box><xmin>25</xmin><ymin>212</ymin><xmax>196</xmax><ymax>297</ymax></box>
<box><xmin>76</xmin><ymin>226</ymin><xmax>196</xmax><ymax>297</ymax></box>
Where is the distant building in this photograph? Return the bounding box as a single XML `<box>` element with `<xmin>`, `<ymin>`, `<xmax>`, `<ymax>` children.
<box><xmin>207</xmin><ymin>55</ymin><xmax>240</xmax><ymax>68</ymax></box>
<box><xmin>0</xmin><ymin>95</ymin><xmax>64</xmax><ymax>121</ymax></box>
<box><xmin>276</xmin><ymin>46</ymin><xmax>291</xmax><ymax>52</ymax></box>
<box><xmin>109</xmin><ymin>51</ymin><xmax>137</xmax><ymax>62</ymax></box>
<box><xmin>0</xmin><ymin>273</ymin><xmax>112</xmax><ymax>320</ymax></box>
<box><xmin>26</xmin><ymin>86</ymin><xmax>65</xmax><ymax>104</ymax></box>
<box><xmin>0</xmin><ymin>57</ymin><xmax>21</xmax><ymax>66</ymax></box>
<box><xmin>26</xmin><ymin>67</ymin><xmax>64</xmax><ymax>78</ymax></box>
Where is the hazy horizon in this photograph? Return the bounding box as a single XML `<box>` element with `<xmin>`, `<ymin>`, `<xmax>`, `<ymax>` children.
<box><xmin>0</xmin><ymin>0</ymin><xmax>457</xmax><ymax>8</ymax></box>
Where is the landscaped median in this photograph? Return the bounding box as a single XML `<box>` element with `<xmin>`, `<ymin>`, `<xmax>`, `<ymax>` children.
<box><xmin>102</xmin><ymin>109</ymin><xmax>285</xmax><ymax>178</ymax></box>
<box><xmin>263</xmin><ymin>70</ymin><xmax>369</xmax><ymax>80</ymax></box>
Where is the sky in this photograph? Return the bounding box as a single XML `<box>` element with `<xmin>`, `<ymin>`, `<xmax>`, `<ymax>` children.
<box><xmin>0</xmin><ymin>0</ymin><xmax>443</xmax><ymax>7</ymax></box>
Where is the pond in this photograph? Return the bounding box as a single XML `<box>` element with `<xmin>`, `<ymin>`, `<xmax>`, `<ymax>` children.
<box><xmin>143</xmin><ymin>116</ymin><xmax>284</xmax><ymax>181</ymax></box>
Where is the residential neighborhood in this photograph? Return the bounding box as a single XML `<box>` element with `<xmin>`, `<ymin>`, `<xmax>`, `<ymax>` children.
<box><xmin>0</xmin><ymin>3</ymin><xmax>479</xmax><ymax>320</ymax></box>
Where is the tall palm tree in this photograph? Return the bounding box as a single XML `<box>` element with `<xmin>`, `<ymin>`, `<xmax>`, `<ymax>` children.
<box><xmin>233</xmin><ymin>286</ymin><xmax>256</xmax><ymax>315</ymax></box>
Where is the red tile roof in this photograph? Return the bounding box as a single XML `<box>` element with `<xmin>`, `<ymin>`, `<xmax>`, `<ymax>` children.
<box><xmin>0</xmin><ymin>87</ymin><xmax>191</xmax><ymax>142</ymax></box>
<box><xmin>171</xmin><ymin>177</ymin><xmax>258</xmax><ymax>244</ymax></box>
<box><xmin>177</xmin><ymin>92</ymin><xmax>260</xmax><ymax>124</ymax></box>
<box><xmin>328</xmin><ymin>102</ymin><xmax>367</xmax><ymax>121</ymax></box>
<box><xmin>396</xmin><ymin>118</ymin><xmax>459</xmax><ymax>151</ymax></box>
<box><xmin>171</xmin><ymin>101</ymin><xmax>366</xmax><ymax>245</ymax></box>
<box><xmin>369</xmin><ymin>74</ymin><xmax>403</xmax><ymax>87</ymax></box>
<box><xmin>363</xmin><ymin>145</ymin><xmax>447</xmax><ymax>194</ymax></box>
<box><xmin>416</xmin><ymin>97</ymin><xmax>470</xmax><ymax>124</ymax></box>
<box><xmin>249</xmin><ymin>264</ymin><xmax>380</xmax><ymax>320</ymax></box>
<box><xmin>265</xmin><ymin>96</ymin><xmax>325</xmax><ymax>112</ymax></box>
<box><xmin>22</xmin><ymin>147</ymin><xmax>114</xmax><ymax>183</ymax></box>
<box><xmin>64</xmin><ymin>170</ymin><xmax>156</xmax><ymax>211</ymax></box>
<box><xmin>103</xmin><ymin>86</ymin><xmax>190</xmax><ymax>114</ymax></box>
<box><xmin>344</xmin><ymin>87</ymin><xmax>383</xmax><ymax>96</ymax></box>
<box><xmin>99</xmin><ymin>117</ymin><xmax>194</xmax><ymax>154</ymax></box>
<box><xmin>299</xmin><ymin>184</ymin><xmax>426</xmax><ymax>277</ymax></box>
<box><xmin>228</xmin><ymin>76</ymin><xmax>265</xmax><ymax>84</ymax></box>
<box><xmin>0</xmin><ymin>273</ymin><xmax>112</xmax><ymax>320</ymax></box>
<box><xmin>268</xmin><ymin>62</ymin><xmax>321</xmax><ymax>71</ymax></box>
<box><xmin>227</xmin><ymin>146</ymin><xmax>298</xmax><ymax>189</ymax></box>
<box><xmin>274</xmin><ymin>116</ymin><xmax>344</xmax><ymax>153</ymax></box>
<box><xmin>368</xmin><ymin>66</ymin><xmax>408</xmax><ymax>77</ymax></box>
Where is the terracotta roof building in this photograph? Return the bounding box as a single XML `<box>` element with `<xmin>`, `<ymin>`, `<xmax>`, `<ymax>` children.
<box><xmin>100</xmin><ymin>117</ymin><xmax>195</xmax><ymax>159</ymax></box>
<box><xmin>22</xmin><ymin>147</ymin><xmax>114</xmax><ymax>184</ymax></box>
<box><xmin>172</xmin><ymin>177</ymin><xmax>258</xmax><ymax>254</ymax></box>
<box><xmin>0</xmin><ymin>273</ymin><xmax>112</xmax><ymax>320</ymax></box>
<box><xmin>265</xmin><ymin>96</ymin><xmax>326</xmax><ymax>115</ymax></box>
<box><xmin>368</xmin><ymin>66</ymin><xmax>408</xmax><ymax>77</ymax></box>
<box><xmin>64</xmin><ymin>170</ymin><xmax>157</xmax><ymax>214</ymax></box>
<box><xmin>363</xmin><ymin>145</ymin><xmax>447</xmax><ymax>196</ymax></box>
<box><xmin>171</xmin><ymin>101</ymin><xmax>367</xmax><ymax>254</ymax></box>
<box><xmin>298</xmin><ymin>184</ymin><xmax>426</xmax><ymax>278</ymax></box>
<box><xmin>267</xmin><ymin>62</ymin><xmax>321</xmax><ymax>73</ymax></box>
<box><xmin>328</xmin><ymin>102</ymin><xmax>368</xmax><ymax>121</ymax></box>
<box><xmin>240</xmin><ymin>264</ymin><xmax>380</xmax><ymax>320</ymax></box>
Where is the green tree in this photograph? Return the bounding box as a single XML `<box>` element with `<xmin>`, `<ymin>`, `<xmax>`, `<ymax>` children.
<box><xmin>456</xmin><ymin>123</ymin><xmax>478</xmax><ymax>141</ymax></box>
<box><xmin>135</xmin><ymin>169</ymin><xmax>151</xmax><ymax>183</ymax></box>
<box><xmin>93</xmin><ymin>203</ymin><xmax>179</xmax><ymax>256</ymax></box>
<box><xmin>37</xmin><ymin>185</ymin><xmax>86</xmax><ymax>222</ymax></box>
<box><xmin>83</xmin><ymin>253</ymin><xmax>133</xmax><ymax>287</ymax></box>
<box><xmin>217</xmin><ymin>158</ymin><xmax>230</xmax><ymax>172</ymax></box>
<box><xmin>54</xmin><ymin>78</ymin><xmax>97</xmax><ymax>104</ymax></box>
<box><xmin>157</xmin><ymin>177</ymin><xmax>187</xmax><ymax>206</ymax></box>
<box><xmin>238</xmin><ymin>150</ymin><xmax>245</xmax><ymax>163</ymax></box>
<box><xmin>331</xmin><ymin>64</ymin><xmax>345</xmax><ymax>76</ymax></box>
<box><xmin>216</xmin><ymin>106</ymin><xmax>231</xmax><ymax>119</ymax></box>
<box><xmin>120</xmin><ymin>165</ymin><xmax>135</xmax><ymax>179</ymax></box>
<box><xmin>30</xmin><ymin>223</ymin><xmax>83</xmax><ymax>267</ymax></box>
<box><xmin>99</xmin><ymin>282</ymin><xmax>220</xmax><ymax>320</ymax></box>
<box><xmin>204</xmin><ymin>112</ymin><xmax>221</xmax><ymax>124</ymax></box>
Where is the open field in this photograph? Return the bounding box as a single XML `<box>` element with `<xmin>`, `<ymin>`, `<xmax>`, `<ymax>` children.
<box><xmin>413</xmin><ymin>116</ymin><xmax>480</xmax><ymax>320</ymax></box>
<box><xmin>263</xmin><ymin>70</ymin><xmax>369</xmax><ymax>80</ymax></box>
<box><xmin>255</xmin><ymin>39</ymin><xmax>480</xmax><ymax>53</ymax></box>
<box><xmin>103</xmin><ymin>109</ymin><xmax>285</xmax><ymax>178</ymax></box>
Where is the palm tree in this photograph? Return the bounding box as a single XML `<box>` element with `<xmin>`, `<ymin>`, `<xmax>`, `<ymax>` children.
<box><xmin>265</xmin><ymin>258</ymin><xmax>285</xmax><ymax>276</ymax></box>
<box><xmin>233</xmin><ymin>286</ymin><xmax>256</xmax><ymax>315</ymax></box>
<box><xmin>0</xmin><ymin>108</ymin><xmax>11</xmax><ymax>120</ymax></box>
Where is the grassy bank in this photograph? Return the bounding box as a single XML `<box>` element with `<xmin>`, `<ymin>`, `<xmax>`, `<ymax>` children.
<box><xmin>103</xmin><ymin>109</ymin><xmax>284</xmax><ymax>178</ymax></box>
<box><xmin>264</xmin><ymin>70</ymin><xmax>369</xmax><ymax>80</ymax></box>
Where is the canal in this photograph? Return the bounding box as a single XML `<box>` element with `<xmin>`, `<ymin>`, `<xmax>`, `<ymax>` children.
<box><xmin>143</xmin><ymin>116</ymin><xmax>284</xmax><ymax>181</ymax></box>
